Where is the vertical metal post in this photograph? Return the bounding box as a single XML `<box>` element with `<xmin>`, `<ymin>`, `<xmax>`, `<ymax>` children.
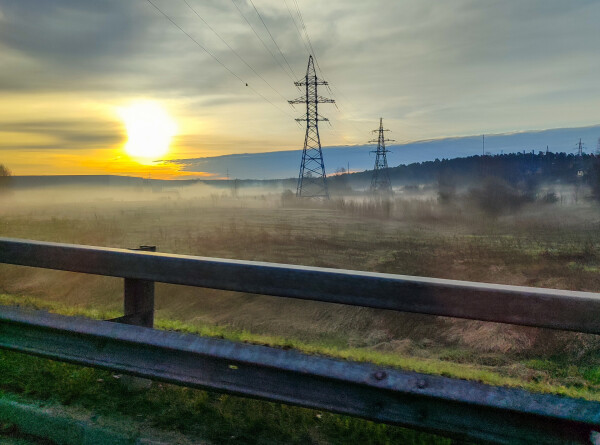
<box><xmin>123</xmin><ymin>245</ymin><xmax>155</xmax><ymax>328</ymax></box>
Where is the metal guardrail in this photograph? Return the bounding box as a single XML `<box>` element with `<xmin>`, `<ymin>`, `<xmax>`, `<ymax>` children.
<box><xmin>1</xmin><ymin>237</ymin><xmax>599</xmax><ymax>444</ymax></box>
<box><xmin>2</xmin><ymin>237</ymin><xmax>600</xmax><ymax>333</ymax></box>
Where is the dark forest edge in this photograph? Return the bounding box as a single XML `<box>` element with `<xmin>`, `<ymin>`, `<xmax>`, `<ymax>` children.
<box><xmin>1</xmin><ymin>151</ymin><xmax>598</xmax><ymax>190</ymax></box>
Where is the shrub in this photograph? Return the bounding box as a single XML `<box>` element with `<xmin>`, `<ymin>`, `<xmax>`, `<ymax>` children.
<box><xmin>468</xmin><ymin>177</ymin><xmax>528</xmax><ymax>217</ymax></box>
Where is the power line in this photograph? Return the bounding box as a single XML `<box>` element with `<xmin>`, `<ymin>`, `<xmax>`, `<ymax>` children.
<box><xmin>284</xmin><ymin>0</ymin><xmax>363</xmax><ymax>138</ymax></box>
<box><xmin>230</xmin><ymin>0</ymin><xmax>297</xmax><ymax>84</ymax></box>
<box><xmin>179</xmin><ymin>0</ymin><xmax>369</xmax><ymax>142</ymax></box>
<box><xmin>145</xmin><ymin>0</ymin><xmax>298</xmax><ymax>123</ymax></box>
<box><xmin>291</xmin><ymin>0</ymin><xmax>326</xmax><ymax>85</ymax></box>
<box><xmin>283</xmin><ymin>0</ymin><xmax>311</xmax><ymax>57</ymax></box>
<box><xmin>146</xmin><ymin>0</ymin><xmax>242</xmax><ymax>82</ymax></box>
<box><xmin>181</xmin><ymin>0</ymin><xmax>292</xmax><ymax>106</ymax></box>
<box><xmin>248</xmin><ymin>0</ymin><xmax>298</xmax><ymax>79</ymax></box>
<box><xmin>280</xmin><ymin>4</ymin><xmax>356</xmax><ymax>144</ymax></box>
<box><xmin>285</xmin><ymin>0</ymin><xmax>354</xmax><ymax>132</ymax></box>
<box><xmin>288</xmin><ymin>0</ymin><xmax>370</xmax><ymax>138</ymax></box>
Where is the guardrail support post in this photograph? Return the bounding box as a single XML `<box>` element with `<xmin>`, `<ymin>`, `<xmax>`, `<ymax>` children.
<box><xmin>123</xmin><ymin>245</ymin><xmax>156</xmax><ymax>328</ymax></box>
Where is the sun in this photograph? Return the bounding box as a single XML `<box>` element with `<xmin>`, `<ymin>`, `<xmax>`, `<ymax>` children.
<box><xmin>118</xmin><ymin>102</ymin><xmax>177</xmax><ymax>161</ymax></box>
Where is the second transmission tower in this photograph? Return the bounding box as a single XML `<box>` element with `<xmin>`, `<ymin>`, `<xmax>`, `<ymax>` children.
<box><xmin>369</xmin><ymin>118</ymin><xmax>394</xmax><ymax>194</ymax></box>
<box><xmin>289</xmin><ymin>55</ymin><xmax>334</xmax><ymax>198</ymax></box>
<box><xmin>575</xmin><ymin>138</ymin><xmax>585</xmax><ymax>177</ymax></box>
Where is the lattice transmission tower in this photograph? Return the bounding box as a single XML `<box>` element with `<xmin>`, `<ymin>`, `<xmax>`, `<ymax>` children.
<box><xmin>369</xmin><ymin>118</ymin><xmax>394</xmax><ymax>193</ymax></box>
<box><xmin>576</xmin><ymin>138</ymin><xmax>585</xmax><ymax>157</ymax></box>
<box><xmin>289</xmin><ymin>56</ymin><xmax>334</xmax><ymax>198</ymax></box>
<box><xmin>575</xmin><ymin>138</ymin><xmax>586</xmax><ymax>177</ymax></box>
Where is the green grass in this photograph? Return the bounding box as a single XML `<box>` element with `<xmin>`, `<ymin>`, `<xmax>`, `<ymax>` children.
<box><xmin>0</xmin><ymin>311</ymin><xmax>454</xmax><ymax>444</ymax></box>
<box><xmin>0</xmin><ymin>367</ymin><xmax>451</xmax><ymax>445</ymax></box>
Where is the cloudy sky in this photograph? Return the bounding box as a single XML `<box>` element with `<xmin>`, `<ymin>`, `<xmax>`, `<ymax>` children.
<box><xmin>1</xmin><ymin>0</ymin><xmax>599</xmax><ymax>177</ymax></box>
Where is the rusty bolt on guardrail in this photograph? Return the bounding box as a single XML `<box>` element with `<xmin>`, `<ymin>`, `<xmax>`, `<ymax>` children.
<box><xmin>374</xmin><ymin>371</ymin><xmax>387</xmax><ymax>381</ymax></box>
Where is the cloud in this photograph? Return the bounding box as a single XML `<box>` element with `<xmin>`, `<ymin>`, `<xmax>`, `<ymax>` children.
<box><xmin>0</xmin><ymin>0</ymin><xmax>245</xmax><ymax>94</ymax></box>
<box><xmin>164</xmin><ymin>124</ymin><xmax>600</xmax><ymax>179</ymax></box>
<box><xmin>1</xmin><ymin>0</ymin><xmax>599</xmax><ymax>175</ymax></box>
<box><xmin>0</xmin><ymin>118</ymin><xmax>122</xmax><ymax>149</ymax></box>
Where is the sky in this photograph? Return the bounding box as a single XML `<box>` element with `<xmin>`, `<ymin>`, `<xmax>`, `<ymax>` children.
<box><xmin>172</xmin><ymin>125</ymin><xmax>600</xmax><ymax>179</ymax></box>
<box><xmin>0</xmin><ymin>0</ymin><xmax>599</xmax><ymax>178</ymax></box>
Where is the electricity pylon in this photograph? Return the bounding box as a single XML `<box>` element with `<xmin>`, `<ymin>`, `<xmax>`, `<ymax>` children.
<box><xmin>575</xmin><ymin>138</ymin><xmax>586</xmax><ymax>177</ymax></box>
<box><xmin>289</xmin><ymin>55</ymin><xmax>334</xmax><ymax>198</ymax></box>
<box><xmin>369</xmin><ymin>118</ymin><xmax>394</xmax><ymax>193</ymax></box>
<box><xmin>576</xmin><ymin>138</ymin><xmax>585</xmax><ymax>157</ymax></box>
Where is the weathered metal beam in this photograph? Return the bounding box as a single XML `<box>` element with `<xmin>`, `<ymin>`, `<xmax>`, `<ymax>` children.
<box><xmin>119</xmin><ymin>278</ymin><xmax>154</xmax><ymax>327</ymax></box>
<box><xmin>1</xmin><ymin>237</ymin><xmax>600</xmax><ymax>334</ymax></box>
<box><xmin>0</xmin><ymin>307</ymin><xmax>598</xmax><ymax>445</ymax></box>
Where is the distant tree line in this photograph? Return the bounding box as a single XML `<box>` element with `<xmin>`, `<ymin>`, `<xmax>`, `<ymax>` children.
<box><xmin>338</xmin><ymin>152</ymin><xmax>599</xmax><ymax>189</ymax></box>
<box><xmin>391</xmin><ymin>152</ymin><xmax>598</xmax><ymax>186</ymax></box>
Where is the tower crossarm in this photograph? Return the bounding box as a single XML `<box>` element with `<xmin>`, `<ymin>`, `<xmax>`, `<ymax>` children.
<box><xmin>295</xmin><ymin>116</ymin><xmax>329</xmax><ymax>122</ymax></box>
<box><xmin>315</xmin><ymin>95</ymin><xmax>335</xmax><ymax>103</ymax></box>
<box><xmin>289</xmin><ymin>96</ymin><xmax>334</xmax><ymax>105</ymax></box>
<box><xmin>368</xmin><ymin>138</ymin><xmax>395</xmax><ymax>144</ymax></box>
<box><xmin>294</xmin><ymin>80</ymin><xmax>329</xmax><ymax>86</ymax></box>
<box><xmin>289</xmin><ymin>98</ymin><xmax>307</xmax><ymax>104</ymax></box>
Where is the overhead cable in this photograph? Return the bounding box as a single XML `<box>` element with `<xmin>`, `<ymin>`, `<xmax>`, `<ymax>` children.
<box><xmin>145</xmin><ymin>0</ymin><xmax>298</xmax><ymax>124</ymax></box>
<box><xmin>181</xmin><ymin>0</ymin><xmax>292</xmax><ymax>106</ymax></box>
<box><xmin>248</xmin><ymin>0</ymin><xmax>298</xmax><ymax>79</ymax></box>
<box><xmin>230</xmin><ymin>0</ymin><xmax>297</xmax><ymax>84</ymax></box>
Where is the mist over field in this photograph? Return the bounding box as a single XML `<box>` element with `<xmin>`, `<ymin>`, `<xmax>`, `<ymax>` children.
<box><xmin>3</xmin><ymin>156</ymin><xmax>600</xmax><ymax>443</ymax></box>
<box><xmin>2</xmin><ymin>172</ymin><xmax>600</xmax><ymax>357</ymax></box>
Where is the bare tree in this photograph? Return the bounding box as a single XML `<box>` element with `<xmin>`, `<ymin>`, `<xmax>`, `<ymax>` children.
<box><xmin>0</xmin><ymin>164</ymin><xmax>12</xmax><ymax>194</ymax></box>
<box><xmin>593</xmin><ymin>143</ymin><xmax>600</xmax><ymax>201</ymax></box>
<box><xmin>0</xmin><ymin>164</ymin><xmax>11</xmax><ymax>177</ymax></box>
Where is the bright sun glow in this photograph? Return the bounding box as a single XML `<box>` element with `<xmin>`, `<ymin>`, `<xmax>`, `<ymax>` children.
<box><xmin>118</xmin><ymin>102</ymin><xmax>177</xmax><ymax>160</ymax></box>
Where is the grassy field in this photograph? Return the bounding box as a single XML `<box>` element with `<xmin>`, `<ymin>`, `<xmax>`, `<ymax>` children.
<box><xmin>1</xmin><ymin>185</ymin><xmax>600</xmax><ymax>442</ymax></box>
<box><xmin>0</xmin><ymin>349</ymin><xmax>451</xmax><ymax>445</ymax></box>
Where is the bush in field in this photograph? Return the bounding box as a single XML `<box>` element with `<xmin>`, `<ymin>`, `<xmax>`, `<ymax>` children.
<box><xmin>541</xmin><ymin>191</ymin><xmax>559</xmax><ymax>204</ymax></box>
<box><xmin>437</xmin><ymin>168</ymin><xmax>457</xmax><ymax>204</ymax></box>
<box><xmin>518</xmin><ymin>174</ymin><xmax>541</xmax><ymax>202</ymax></box>
<box><xmin>590</xmin><ymin>155</ymin><xmax>600</xmax><ymax>202</ymax></box>
<box><xmin>334</xmin><ymin>197</ymin><xmax>392</xmax><ymax>219</ymax></box>
<box><xmin>468</xmin><ymin>176</ymin><xmax>529</xmax><ymax>217</ymax></box>
<box><xmin>280</xmin><ymin>189</ymin><xmax>295</xmax><ymax>207</ymax></box>
<box><xmin>330</xmin><ymin>167</ymin><xmax>352</xmax><ymax>193</ymax></box>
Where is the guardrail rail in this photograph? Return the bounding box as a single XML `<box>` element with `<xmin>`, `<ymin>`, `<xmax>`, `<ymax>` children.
<box><xmin>0</xmin><ymin>237</ymin><xmax>599</xmax><ymax>444</ymax></box>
